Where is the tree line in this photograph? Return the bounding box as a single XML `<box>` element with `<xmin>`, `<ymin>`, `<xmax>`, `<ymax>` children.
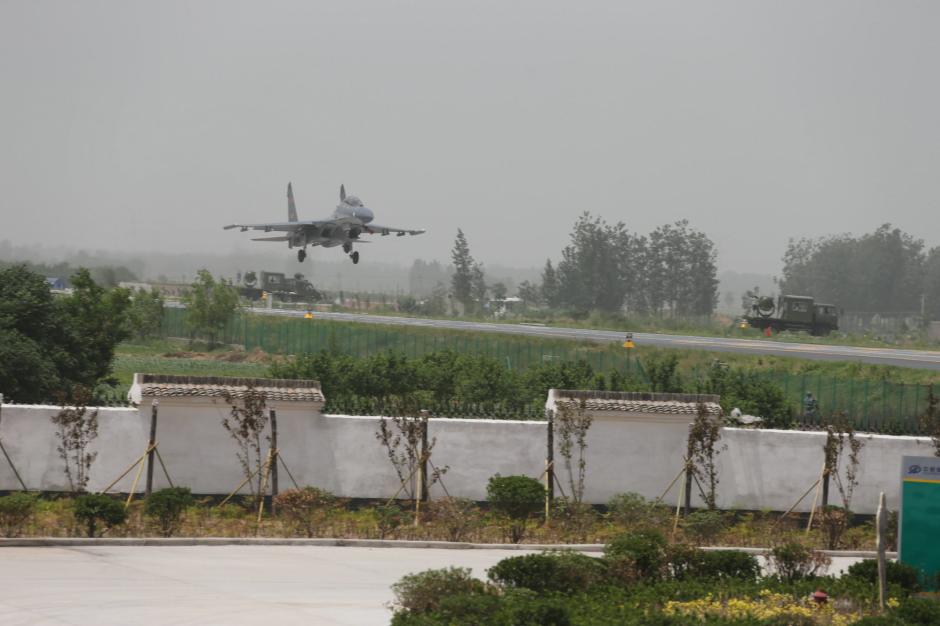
<box><xmin>779</xmin><ymin>224</ymin><xmax>940</xmax><ymax>318</ymax></box>
<box><xmin>448</xmin><ymin>214</ymin><xmax>720</xmax><ymax>317</ymax></box>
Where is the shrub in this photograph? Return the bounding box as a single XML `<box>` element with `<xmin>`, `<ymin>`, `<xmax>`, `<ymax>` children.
<box><xmin>73</xmin><ymin>494</ymin><xmax>127</xmax><ymax>537</ymax></box>
<box><xmin>273</xmin><ymin>487</ymin><xmax>336</xmax><ymax>538</ymax></box>
<box><xmin>680</xmin><ymin>509</ymin><xmax>726</xmax><ymax>544</ymax></box>
<box><xmin>819</xmin><ymin>505</ymin><xmax>851</xmax><ymax>549</ymax></box>
<box><xmin>767</xmin><ymin>540</ymin><xmax>830</xmax><ymax>582</ymax></box>
<box><xmin>391</xmin><ymin>567</ymin><xmax>487</xmax><ymax>614</ymax></box>
<box><xmin>606</xmin><ymin>492</ymin><xmax>666</xmax><ymax>528</ymax></box>
<box><xmin>396</xmin><ymin>593</ymin><xmax>501</xmax><ymax>626</ymax></box>
<box><xmin>0</xmin><ymin>492</ymin><xmax>37</xmax><ymax>537</ymax></box>
<box><xmin>845</xmin><ymin>558</ymin><xmax>922</xmax><ymax>593</ymax></box>
<box><xmin>551</xmin><ymin>499</ymin><xmax>597</xmax><ymax>543</ymax></box>
<box><xmin>426</xmin><ymin>497</ymin><xmax>480</xmax><ymax>542</ymax></box>
<box><xmin>604</xmin><ymin>529</ymin><xmax>668</xmax><ymax>582</ymax></box>
<box><xmin>498</xmin><ymin>591</ymin><xmax>572</xmax><ymax>626</ymax></box>
<box><xmin>487</xmin><ymin>551</ymin><xmax>607</xmax><ymax>594</ymax></box>
<box><xmin>375</xmin><ymin>504</ymin><xmax>405</xmax><ymax>539</ymax></box>
<box><xmin>486</xmin><ymin>474</ymin><xmax>545</xmax><ymax>543</ymax></box>
<box><xmin>144</xmin><ymin>487</ymin><xmax>194</xmax><ymax>537</ymax></box>
<box><xmin>668</xmin><ymin>546</ymin><xmax>760</xmax><ymax>582</ymax></box>
<box><xmin>891</xmin><ymin>596</ymin><xmax>940</xmax><ymax>625</ymax></box>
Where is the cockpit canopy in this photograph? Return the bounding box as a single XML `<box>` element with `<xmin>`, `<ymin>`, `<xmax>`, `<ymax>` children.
<box><xmin>344</xmin><ymin>195</ymin><xmax>363</xmax><ymax>207</ymax></box>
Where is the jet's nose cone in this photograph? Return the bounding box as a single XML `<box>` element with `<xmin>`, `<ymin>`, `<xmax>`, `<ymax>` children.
<box><xmin>358</xmin><ymin>207</ymin><xmax>374</xmax><ymax>223</ymax></box>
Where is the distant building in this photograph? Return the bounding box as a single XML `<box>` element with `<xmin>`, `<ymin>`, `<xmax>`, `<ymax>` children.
<box><xmin>488</xmin><ymin>296</ymin><xmax>524</xmax><ymax>318</ymax></box>
<box><xmin>45</xmin><ymin>277</ymin><xmax>67</xmax><ymax>291</ymax></box>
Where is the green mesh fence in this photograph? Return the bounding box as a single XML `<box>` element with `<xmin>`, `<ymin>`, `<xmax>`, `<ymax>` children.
<box><xmin>161</xmin><ymin>307</ymin><xmax>644</xmax><ymax>378</ymax></box>
<box><xmin>161</xmin><ymin>307</ymin><xmax>936</xmax><ymax>433</ymax></box>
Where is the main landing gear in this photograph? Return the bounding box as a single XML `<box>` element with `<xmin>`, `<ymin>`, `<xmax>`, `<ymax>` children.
<box><xmin>343</xmin><ymin>242</ymin><xmax>360</xmax><ymax>264</ymax></box>
<box><xmin>297</xmin><ymin>249</ymin><xmax>307</xmax><ymax>262</ymax></box>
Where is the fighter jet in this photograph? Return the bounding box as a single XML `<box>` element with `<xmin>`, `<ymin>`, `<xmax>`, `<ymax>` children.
<box><xmin>224</xmin><ymin>183</ymin><xmax>425</xmax><ymax>263</ymax></box>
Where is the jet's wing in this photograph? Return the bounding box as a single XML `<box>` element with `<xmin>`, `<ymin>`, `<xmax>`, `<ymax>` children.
<box><xmin>223</xmin><ymin>220</ymin><xmax>329</xmax><ymax>233</ymax></box>
<box><xmin>364</xmin><ymin>224</ymin><xmax>427</xmax><ymax>237</ymax></box>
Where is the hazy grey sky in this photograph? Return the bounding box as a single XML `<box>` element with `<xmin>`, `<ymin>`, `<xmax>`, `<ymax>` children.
<box><xmin>2</xmin><ymin>1</ymin><xmax>938</xmax><ymax>275</ymax></box>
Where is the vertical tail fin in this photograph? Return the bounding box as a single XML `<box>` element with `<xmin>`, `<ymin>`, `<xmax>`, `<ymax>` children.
<box><xmin>287</xmin><ymin>182</ymin><xmax>298</xmax><ymax>222</ymax></box>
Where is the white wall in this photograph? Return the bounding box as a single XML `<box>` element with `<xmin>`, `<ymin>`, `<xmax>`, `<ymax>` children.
<box><xmin>0</xmin><ymin>403</ymin><xmax>931</xmax><ymax>514</ymax></box>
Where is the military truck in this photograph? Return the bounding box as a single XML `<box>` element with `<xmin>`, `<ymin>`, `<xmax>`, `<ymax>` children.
<box><xmin>744</xmin><ymin>294</ymin><xmax>839</xmax><ymax>336</ymax></box>
<box><xmin>240</xmin><ymin>271</ymin><xmax>322</xmax><ymax>303</ymax></box>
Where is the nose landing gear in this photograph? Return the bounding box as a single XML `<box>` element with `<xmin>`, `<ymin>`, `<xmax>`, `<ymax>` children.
<box><xmin>297</xmin><ymin>249</ymin><xmax>307</xmax><ymax>262</ymax></box>
<box><xmin>351</xmin><ymin>251</ymin><xmax>360</xmax><ymax>264</ymax></box>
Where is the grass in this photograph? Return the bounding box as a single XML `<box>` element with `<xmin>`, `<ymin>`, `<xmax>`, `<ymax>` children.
<box><xmin>7</xmin><ymin>494</ymin><xmax>883</xmax><ymax>550</ymax></box>
<box><xmin>312</xmin><ymin>302</ymin><xmax>940</xmax><ymax>350</ymax></box>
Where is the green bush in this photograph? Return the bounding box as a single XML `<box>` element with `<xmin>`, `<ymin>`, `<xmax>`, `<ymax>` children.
<box><xmin>767</xmin><ymin>541</ymin><xmax>829</xmax><ymax>582</ymax></box>
<box><xmin>604</xmin><ymin>529</ymin><xmax>668</xmax><ymax>582</ymax></box>
<box><xmin>426</xmin><ymin>497</ymin><xmax>481</xmax><ymax>542</ymax></box>
<box><xmin>486</xmin><ymin>474</ymin><xmax>545</xmax><ymax>543</ymax></box>
<box><xmin>73</xmin><ymin>494</ymin><xmax>127</xmax><ymax>537</ymax></box>
<box><xmin>681</xmin><ymin>509</ymin><xmax>727</xmax><ymax>544</ymax></box>
<box><xmin>668</xmin><ymin>545</ymin><xmax>760</xmax><ymax>582</ymax></box>
<box><xmin>144</xmin><ymin>487</ymin><xmax>194</xmax><ymax>537</ymax></box>
<box><xmin>408</xmin><ymin>593</ymin><xmax>501</xmax><ymax>625</ymax></box>
<box><xmin>891</xmin><ymin>596</ymin><xmax>940</xmax><ymax>624</ymax></box>
<box><xmin>375</xmin><ymin>504</ymin><xmax>405</xmax><ymax>539</ymax></box>
<box><xmin>0</xmin><ymin>492</ymin><xmax>37</xmax><ymax>537</ymax></box>
<box><xmin>390</xmin><ymin>589</ymin><xmax>572</xmax><ymax>626</ymax></box>
<box><xmin>273</xmin><ymin>487</ymin><xmax>336</xmax><ymax>538</ymax></box>
<box><xmin>391</xmin><ymin>567</ymin><xmax>487</xmax><ymax>614</ymax></box>
<box><xmin>606</xmin><ymin>492</ymin><xmax>665</xmax><ymax>528</ymax></box>
<box><xmin>845</xmin><ymin>558</ymin><xmax>922</xmax><ymax>593</ymax></box>
<box><xmin>487</xmin><ymin>551</ymin><xmax>607</xmax><ymax>594</ymax></box>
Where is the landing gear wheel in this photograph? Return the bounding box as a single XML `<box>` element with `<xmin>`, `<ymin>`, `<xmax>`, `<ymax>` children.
<box><xmin>342</xmin><ymin>242</ymin><xmax>353</xmax><ymax>254</ymax></box>
<box><xmin>351</xmin><ymin>251</ymin><xmax>360</xmax><ymax>264</ymax></box>
<box><xmin>297</xmin><ymin>249</ymin><xmax>307</xmax><ymax>262</ymax></box>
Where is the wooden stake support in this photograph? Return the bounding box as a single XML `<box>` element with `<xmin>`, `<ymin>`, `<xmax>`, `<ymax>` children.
<box><xmin>100</xmin><ymin>440</ymin><xmax>174</xmax><ymax>508</ymax></box>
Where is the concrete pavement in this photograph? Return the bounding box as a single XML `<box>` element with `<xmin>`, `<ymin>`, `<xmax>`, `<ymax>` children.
<box><xmin>255</xmin><ymin>308</ymin><xmax>940</xmax><ymax>370</ymax></box>
<box><xmin>0</xmin><ymin>544</ymin><xmax>872</xmax><ymax>626</ymax></box>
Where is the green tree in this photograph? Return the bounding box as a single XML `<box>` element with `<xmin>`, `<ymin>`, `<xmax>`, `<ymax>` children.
<box><xmin>183</xmin><ymin>269</ymin><xmax>239</xmax><ymax>348</ymax></box>
<box><xmin>126</xmin><ymin>287</ymin><xmax>165</xmax><ymax>340</ymax></box>
<box><xmin>779</xmin><ymin>224</ymin><xmax>925</xmax><ymax>313</ymax></box>
<box><xmin>541</xmin><ymin>259</ymin><xmax>560</xmax><ymax>308</ymax></box>
<box><xmin>491</xmin><ymin>282</ymin><xmax>508</xmax><ymax>301</ymax></box>
<box><xmin>0</xmin><ymin>266</ymin><xmax>67</xmax><ymax>402</ymax></box>
<box><xmin>58</xmin><ymin>268</ymin><xmax>132</xmax><ymax>389</ymax></box>
<box><xmin>0</xmin><ymin>266</ymin><xmax>131</xmax><ymax>403</ymax></box>
<box><xmin>450</xmin><ymin>230</ymin><xmax>474</xmax><ymax>312</ymax></box>
<box><xmin>556</xmin><ymin>213</ymin><xmax>643</xmax><ymax>313</ymax></box>
<box><xmin>646</xmin><ymin>220</ymin><xmax>718</xmax><ymax>317</ymax></box>
<box><xmin>516</xmin><ymin>280</ymin><xmax>542</xmax><ymax>307</ymax></box>
<box><xmin>925</xmin><ymin>246</ymin><xmax>940</xmax><ymax>321</ymax></box>
<box><xmin>470</xmin><ymin>263</ymin><xmax>487</xmax><ymax>313</ymax></box>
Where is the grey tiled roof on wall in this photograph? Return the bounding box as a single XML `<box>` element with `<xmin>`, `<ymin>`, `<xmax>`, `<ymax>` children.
<box><xmin>552</xmin><ymin>390</ymin><xmax>722</xmax><ymax>416</ymax></box>
<box><xmin>137</xmin><ymin>374</ymin><xmax>324</xmax><ymax>402</ymax></box>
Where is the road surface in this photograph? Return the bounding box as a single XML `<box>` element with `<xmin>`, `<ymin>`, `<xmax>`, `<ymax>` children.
<box><xmin>253</xmin><ymin>308</ymin><xmax>940</xmax><ymax>371</ymax></box>
<box><xmin>0</xmin><ymin>544</ymin><xmax>869</xmax><ymax>626</ymax></box>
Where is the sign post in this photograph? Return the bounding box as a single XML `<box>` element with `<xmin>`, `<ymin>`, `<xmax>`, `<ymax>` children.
<box><xmin>900</xmin><ymin>456</ymin><xmax>940</xmax><ymax>590</ymax></box>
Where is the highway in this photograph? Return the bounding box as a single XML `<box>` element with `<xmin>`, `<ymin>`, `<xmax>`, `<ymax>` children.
<box><xmin>251</xmin><ymin>308</ymin><xmax>940</xmax><ymax>371</ymax></box>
